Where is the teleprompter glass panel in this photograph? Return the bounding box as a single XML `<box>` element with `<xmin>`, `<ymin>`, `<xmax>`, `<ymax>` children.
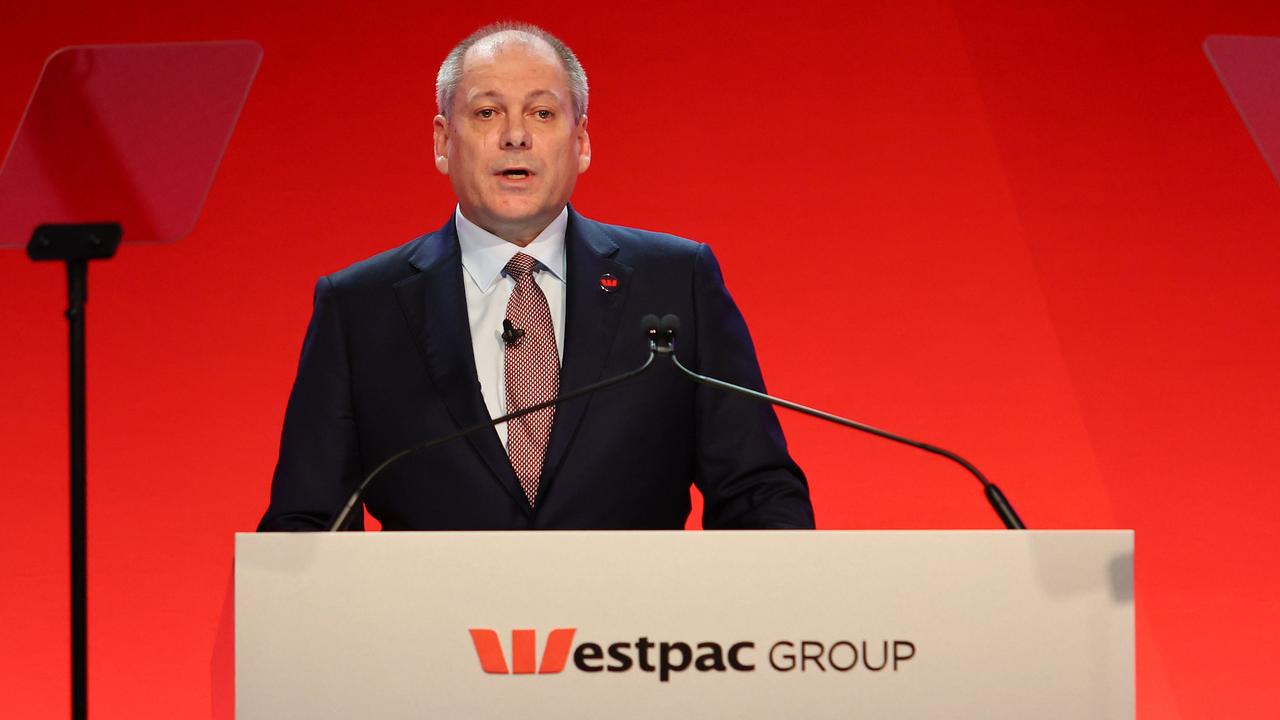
<box><xmin>0</xmin><ymin>41</ymin><xmax>261</xmax><ymax>247</ymax></box>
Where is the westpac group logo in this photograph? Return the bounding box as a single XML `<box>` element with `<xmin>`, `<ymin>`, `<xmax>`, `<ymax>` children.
<box><xmin>469</xmin><ymin>627</ymin><xmax>916</xmax><ymax>683</ymax></box>
<box><xmin>469</xmin><ymin>628</ymin><xmax>577</xmax><ymax>674</ymax></box>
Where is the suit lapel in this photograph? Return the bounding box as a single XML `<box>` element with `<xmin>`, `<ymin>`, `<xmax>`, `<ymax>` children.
<box><xmin>393</xmin><ymin>218</ymin><xmax>528</xmax><ymax>511</ymax></box>
<box><xmin>537</xmin><ymin>209</ymin><xmax>631</xmax><ymax>503</ymax></box>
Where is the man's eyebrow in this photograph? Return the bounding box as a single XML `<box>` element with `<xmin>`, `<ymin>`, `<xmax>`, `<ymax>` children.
<box><xmin>465</xmin><ymin>88</ymin><xmax>563</xmax><ymax>104</ymax></box>
<box><xmin>466</xmin><ymin>89</ymin><xmax>504</xmax><ymax>103</ymax></box>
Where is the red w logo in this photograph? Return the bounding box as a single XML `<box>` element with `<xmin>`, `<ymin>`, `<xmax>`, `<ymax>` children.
<box><xmin>469</xmin><ymin>628</ymin><xmax>577</xmax><ymax>674</ymax></box>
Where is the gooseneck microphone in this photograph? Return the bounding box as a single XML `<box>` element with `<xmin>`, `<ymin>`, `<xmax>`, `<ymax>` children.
<box><xmin>326</xmin><ymin>331</ymin><xmax>661</xmax><ymax>532</ymax></box>
<box><xmin>642</xmin><ymin>313</ymin><xmax>1026</xmax><ymax>530</ymax></box>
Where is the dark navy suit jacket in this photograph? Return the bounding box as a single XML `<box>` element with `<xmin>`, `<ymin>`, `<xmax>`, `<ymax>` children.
<box><xmin>258</xmin><ymin>209</ymin><xmax>814</xmax><ymax>531</ymax></box>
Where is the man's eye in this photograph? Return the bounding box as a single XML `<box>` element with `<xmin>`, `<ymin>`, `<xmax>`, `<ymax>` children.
<box><xmin>477</xmin><ymin>108</ymin><xmax>496</xmax><ymax>119</ymax></box>
<box><xmin>535</xmin><ymin>110</ymin><xmax>553</xmax><ymax>120</ymax></box>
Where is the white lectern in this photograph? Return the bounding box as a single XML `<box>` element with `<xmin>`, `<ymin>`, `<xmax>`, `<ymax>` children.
<box><xmin>236</xmin><ymin>531</ymin><xmax>1133</xmax><ymax>719</ymax></box>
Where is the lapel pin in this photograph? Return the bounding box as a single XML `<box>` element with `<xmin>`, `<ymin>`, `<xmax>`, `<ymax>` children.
<box><xmin>599</xmin><ymin>273</ymin><xmax>620</xmax><ymax>293</ymax></box>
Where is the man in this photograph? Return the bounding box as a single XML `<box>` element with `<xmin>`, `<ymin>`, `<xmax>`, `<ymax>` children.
<box><xmin>258</xmin><ymin>22</ymin><xmax>814</xmax><ymax>531</ymax></box>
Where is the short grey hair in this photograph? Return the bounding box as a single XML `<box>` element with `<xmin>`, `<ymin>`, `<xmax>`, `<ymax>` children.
<box><xmin>436</xmin><ymin>21</ymin><xmax>589</xmax><ymax>121</ymax></box>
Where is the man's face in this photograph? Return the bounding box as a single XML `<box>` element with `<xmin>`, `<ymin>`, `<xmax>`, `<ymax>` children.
<box><xmin>433</xmin><ymin>39</ymin><xmax>590</xmax><ymax>245</ymax></box>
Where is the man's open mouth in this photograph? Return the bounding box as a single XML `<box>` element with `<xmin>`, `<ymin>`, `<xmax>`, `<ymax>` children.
<box><xmin>499</xmin><ymin>168</ymin><xmax>532</xmax><ymax>179</ymax></box>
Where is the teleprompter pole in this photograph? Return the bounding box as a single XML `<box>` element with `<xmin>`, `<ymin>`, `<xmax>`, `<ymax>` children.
<box><xmin>28</xmin><ymin>223</ymin><xmax>122</xmax><ymax>720</ymax></box>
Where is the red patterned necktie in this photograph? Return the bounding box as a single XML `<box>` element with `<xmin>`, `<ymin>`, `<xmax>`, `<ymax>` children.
<box><xmin>503</xmin><ymin>252</ymin><xmax>560</xmax><ymax>505</ymax></box>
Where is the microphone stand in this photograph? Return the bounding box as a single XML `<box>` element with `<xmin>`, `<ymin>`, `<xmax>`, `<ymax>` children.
<box><xmin>649</xmin><ymin>319</ymin><xmax>1026</xmax><ymax>530</ymax></box>
<box><xmin>327</xmin><ymin>348</ymin><xmax>659</xmax><ymax>532</ymax></box>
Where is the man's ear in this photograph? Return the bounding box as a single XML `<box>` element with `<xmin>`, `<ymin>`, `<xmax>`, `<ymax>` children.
<box><xmin>432</xmin><ymin>114</ymin><xmax>450</xmax><ymax>174</ymax></box>
<box><xmin>576</xmin><ymin>115</ymin><xmax>591</xmax><ymax>174</ymax></box>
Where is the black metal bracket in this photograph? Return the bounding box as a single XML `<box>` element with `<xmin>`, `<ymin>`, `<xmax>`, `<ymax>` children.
<box><xmin>27</xmin><ymin>222</ymin><xmax>122</xmax><ymax>262</ymax></box>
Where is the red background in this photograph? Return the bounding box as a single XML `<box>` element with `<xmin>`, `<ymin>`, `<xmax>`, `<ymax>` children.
<box><xmin>4</xmin><ymin>1</ymin><xmax>1280</xmax><ymax>717</ymax></box>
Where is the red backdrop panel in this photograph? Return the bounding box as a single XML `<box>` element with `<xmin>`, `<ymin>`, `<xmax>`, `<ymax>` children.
<box><xmin>2</xmin><ymin>1</ymin><xmax>1278</xmax><ymax>717</ymax></box>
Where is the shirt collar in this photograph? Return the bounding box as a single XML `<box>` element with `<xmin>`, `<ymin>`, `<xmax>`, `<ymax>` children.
<box><xmin>456</xmin><ymin>205</ymin><xmax>568</xmax><ymax>292</ymax></box>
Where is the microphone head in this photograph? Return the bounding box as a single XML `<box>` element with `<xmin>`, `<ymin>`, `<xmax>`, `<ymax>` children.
<box><xmin>641</xmin><ymin>314</ymin><xmax>661</xmax><ymax>338</ymax></box>
<box><xmin>659</xmin><ymin>314</ymin><xmax>681</xmax><ymax>338</ymax></box>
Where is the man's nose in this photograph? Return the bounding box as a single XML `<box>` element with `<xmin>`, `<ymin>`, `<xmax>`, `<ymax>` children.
<box><xmin>501</xmin><ymin>115</ymin><xmax>531</xmax><ymax>149</ymax></box>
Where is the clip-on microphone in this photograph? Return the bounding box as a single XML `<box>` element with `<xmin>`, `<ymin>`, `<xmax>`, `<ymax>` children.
<box><xmin>501</xmin><ymin>319</ymin><xmax>526</xmax><ymax>347</ymax></box>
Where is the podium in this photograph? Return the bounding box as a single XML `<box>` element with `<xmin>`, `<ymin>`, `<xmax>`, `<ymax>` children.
<box><xmin>236</xmin><ymin>531</ymin><xmax>1133</xmax><ymax>718</ymax></box>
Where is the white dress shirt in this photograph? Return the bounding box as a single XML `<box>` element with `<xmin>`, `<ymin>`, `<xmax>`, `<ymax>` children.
<box><xmin>456</xmin><ymin>206</ymin><xmax>568</xmax><ymax>446</ymax></box>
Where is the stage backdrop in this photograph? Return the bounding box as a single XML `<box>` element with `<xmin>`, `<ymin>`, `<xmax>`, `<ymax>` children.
<box><xmin>2</xmin><ymin>1</ymin><xmax>1278</xmax><ymax>718</ymax></box>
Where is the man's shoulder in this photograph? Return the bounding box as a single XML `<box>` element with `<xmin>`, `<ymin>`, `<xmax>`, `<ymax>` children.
<box><xmin>573</xmin><ymin>213</ymin><xmax>706</xmax><ymax>265</ymax></box>
<box><xmin>325</xmin><ymin>224</ymin><xmax>451</xmax><ymax>291</ymax></box>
